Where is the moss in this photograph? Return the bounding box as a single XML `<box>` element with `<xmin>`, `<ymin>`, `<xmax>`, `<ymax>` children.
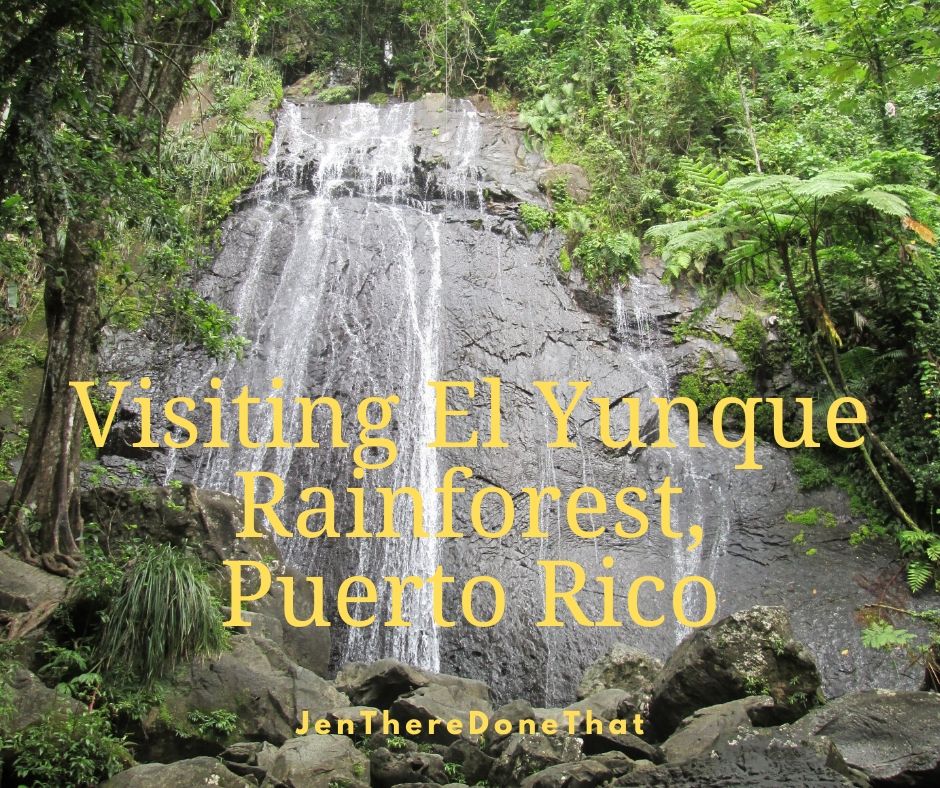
<box><xmin>677</xmin><ymin>357</ymin><xmax>753</xmax><ymax>413</ymax></box>
<box><xmin>731</xmin><ymin>309</ymin><xmax>767</xmax><ymax>374</ymax></box>
<box><xmin>792</xmin><ymin>452</ymin><xmax>833</xmax><ymax>491</ymax></box>
<box><xmin>559</xmin><ymin>247</ymin><xmax>572</xmax><ymax>273</ymax></box>
<box><xmin>316</xmin><ymin>85</ymin><xmax>356</xmax><ymax>104</ymax></box>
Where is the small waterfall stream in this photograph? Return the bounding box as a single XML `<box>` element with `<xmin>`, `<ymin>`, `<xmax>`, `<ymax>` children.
<box><xmin>178</xmin><ymin>99</ymin><xmax>489</xmax><ymax>671</ymax></box>
<box><xmin>614</xmin><ymin>281</ymin><xmax>732</xmax><ymax>643</ymax></box>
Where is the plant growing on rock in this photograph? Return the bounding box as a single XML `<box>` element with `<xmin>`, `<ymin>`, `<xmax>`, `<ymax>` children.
<box><xmin>97</xmin><ymin>545</ymin><xmax>227</xmax><ymax>685</ymax></box>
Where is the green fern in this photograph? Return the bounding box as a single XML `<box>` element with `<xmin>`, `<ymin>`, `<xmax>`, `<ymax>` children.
<box><xmin>907</xmin><ymin>561</ymin><xmax>933</xmax><ymax>593</ymax></box>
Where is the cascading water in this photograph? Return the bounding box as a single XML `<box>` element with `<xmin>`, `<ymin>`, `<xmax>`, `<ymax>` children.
<box><xmin>177</xmin><ymin>98</ymin><xmax>488</xmax><ymax>671</ymax></box>
<box><xmin>614</xmin><ymin>280</ymin><xmax>732</xmax><ymax>644</ymax></box>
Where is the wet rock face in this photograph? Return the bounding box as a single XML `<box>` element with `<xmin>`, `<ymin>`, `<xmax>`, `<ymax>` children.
<box><xmin>99</xmin><ymin>94</ymin><xmax>928</xmax><ymax>705</ymax></box>
<box><xmin>789</xmin><ymin>690</ymin><xmax>940</xmax><ymax>785</ymax></box>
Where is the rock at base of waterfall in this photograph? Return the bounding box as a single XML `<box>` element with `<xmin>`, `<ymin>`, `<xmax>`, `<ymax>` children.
<box><xmin>562</xmin><ymin>689</ymin><xmax>631</xmax><ymax>722</ymax></box>
<box><xmin>316</xmin><ymin>705</ymin><xmax>382</xmax><ymax>736</ymax></box>
<box><xmin>102</xmin><ymin>757</ymin><xmax>253</xmax><ymax>788</ymax></box>
<box><xmin>577</xmin><ymin>644</ymin><xmax>662</xmax><ymax>712</ymax></box>
<box><xmin>788</xmin><ymin>689</ymin><xmax>940</xmax><ymax>785</ymax></box>
<box><xmin>219</xmin><ymin>741</ymin><xmax>280</xmax><ymax>783</ymax></box>
<box><xmin>369</xmin><ymin>747</ymin><xmax>450</xmax><ymax>788</ymax></box>
<box><xmin>611</xmin><ymin>729</ymin><xmax>858</xmax><ymax>786</ymax></box>
<box><xmin>648</xmin><ymin>606</ymin><xmax>823</xmax><ymax>738</ymax></box>
<box><xmin>260</xmin><ymin>734</ymin><xmax>370</xmax><ymax>788</ymax></box>
<box><xmin>335</xmin><ymin>659</ymin><xmax>434</xmax><ymax>708</ymax></box>
<box><xmin>520</xmin><ymin>759</ymin><xmax>620</xmax><ymax>788</ymax></box>
<box><xmin>0</xmin><ymin>666</ymin><xmax>85</xmax><ymax>735</ymax></box>
<box><xmin>390</xmin><ymin>681</ymin><xmax>495</xmax><ymax>745</ymax></box>
<box><xmin>479</xmin><ymin>699</ymin><xmax>537</xmax><ymax>753</ymax></box>
<box><xmin>489</xmin><ymin>733</ymin><xmax>584</xmax><ymax>786</ymax></box>
<box><xmin>446</xmin><ymin>738</ymin><xmax>497</xmax><ymax>784</ymax></box>
<box><xmin>661</xmin><ymin>695</ymin><xmax>779</xmax><ymax>762</ymax></box>
<box><xmin>140</xmin><ymin>633</ymin><xmax>348</xmax><ymax>761</ymax></box>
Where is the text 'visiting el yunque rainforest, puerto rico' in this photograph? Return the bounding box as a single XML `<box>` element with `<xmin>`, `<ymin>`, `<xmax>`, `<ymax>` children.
<box><xmin>0</xmin><ymin>1</ymin><xmax>939</xmax><ymax>786</ymax></box>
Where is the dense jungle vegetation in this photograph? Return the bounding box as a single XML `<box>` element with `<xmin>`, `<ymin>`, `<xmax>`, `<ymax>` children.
<box><xmin>0</xmin><ymin>1</ymin><xmax>938</xmax><ymax>780</ymax></box>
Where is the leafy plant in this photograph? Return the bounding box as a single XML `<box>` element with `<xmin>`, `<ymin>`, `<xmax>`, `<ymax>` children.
<box><xmin>97</xmin><ymin>545</ymin><xmax>227</xmax><ymax>685</ymax></box>
<box><xmin>187</xmin><ymin>708</ymin><xmax>238</xmax><ymax>738</ymax></box>
<box><xmin>519</xmin><ymin>203</ymin><xmax>554</xmax><ymax>232</ymax></box>
<box><xmin>4</xmin><ymin>711</ymin><xmax>131</xmax><ymax>787</ymax></box>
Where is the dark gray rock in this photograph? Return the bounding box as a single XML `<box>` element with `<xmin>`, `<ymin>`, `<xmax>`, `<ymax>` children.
<box><xmin>576</xmin><ymin>724</ymin><xmax>662</xmax><ymax>763</ymax></box>
<box><xmin>789</xmin><ymin>690</ymin><xmax>940</xmax><ymax>785</ymax></box>
<box><xmin>0</xmin><ymin>553</ymin><xmax>67</xmax><ymax>616</ymax></box>
<box><xmin>661</xmin><ymin>695</ymin><xmax>778</xmax><ymax>762</ymax></box>
<box><xmin>391</xmin><ymin>681</ymin><xmax>495</xmax><ymax>744</ymax></box>
<box><xmin>335</xmin><ymin>659</ymin><xmax>436</xmax><ymax>708</ymax></box>
<box><xmin>447</xmin><ymin>738</ymin><xmax>496</xmax><ymax>784</ymax></box>
<box><xmin>316</xmin><ymin>705</ymin><xmax>381</xmax><ymax>736</ymax></box>
<box><xmin>520</xmin><ymin>759</ymin><xmax>615</xmax><ymax>788</ymax></box>
<box><xmin>484</xmin><ymin>699</ymin><xmax>538</xmax><ymax>753</ymax></box>
<box><xmin>612</xmin><ymin>729</ymin><xmax>857</xmax><ymax>786</ymax></box>
<box><xmin>369</xmin><ymin>747</ymin><xmax>449</xmax><ymax>787</ymax></box>
<box><xmin>587</xmin><ymin>751</ymin><xmax>636</xmax><ymax>778</ymax></box>
<box><xmin>649</xmin><ymin>606</ymin><xmax>822</xmax><ymax>737</ymax></box>
<box><xmin>143</xmin><ymin>633</ymin><xmax>347</xmax><ymax>759</ymax></box>
<box><xmin>102</xmin><ymin>757</ymin><xmax>253</xmax><ymax>787</ymax></box>
<box><xmin>563</xmin><ymin>689</ymin><xmax>629</xmax><ymax>722</ymax></box>
<box><xmin>0</xmin><ymin>667</ymin><xmax>84</xmax><ymax>734</ymax></box>
<box><xmin>490</xmin><ymin>734</ymin><xmax>583</xmax><ymax>786</ymax></box>
<box><xmin>577</xmin><ymin>645</ymin><xmax>661</xmax><ymax>713</ymax></box>
<box><xmin>219</xmin><ymin>739</ymin><xmax>279</xmax><ymax>781</ymax></box>
<box><xmin>261</xmin><ymin>734</ymin><xmax>369</xmax><ymax>787</ymax></box>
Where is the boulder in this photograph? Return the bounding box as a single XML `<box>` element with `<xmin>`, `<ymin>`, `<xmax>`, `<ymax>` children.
<box><xmin>521</xmin><ymin>758</ymin><xmax>622</xmax><ymax>788</ymax></box>
<box><xmin>102</xmin><ymin>756</ymin><xmax>253</xmax><ymax>787</ymax></box>
<box><xmin>537</xmin><ymin>163</ymin><xmax>591</xmax><ymax>203</ymax></box>
<box><xmin>484</xmin><ymin>699</ymin><xmax>538</xmax><ymax>753</ymax></box>
<box><xmin>587</xmin><ymin>752</ymin><xmax>637</xmax><ymax>778</ymax></box>
<box><xmin>612</xmin><ymin>729</ymin><xmax>857</xmax><ymax>786</ymax></box>
<box><xmin>369</xmin><ymin>747</ymin><xmax>450</xmax><ymax>787</ymax></box>
<box><xmin>446</xmin><ymin>738</ymin><xmax>496</xmax><ymax>784</ymax></box>
<box><xmin>143</xmin><ymin>633</ymin><xmax>347</xmax><ymax>760</ymax></box>
<box><xmin>0</xmin><ymin>667</ymin><xmax>83</xmax><ymax>735</ymax></box>
<box><xmin>0</xmin><ymin>553</ymin><xmax>67</xmax><ymax>615</ymax></box>
<box><xmin>219</xmin><ymin>740</ymin><xmax>279</xmax><ymax>782</ymax></box>
<box><xmin>648</xmin><ymin>606</ymin><xmax>822</xmax><ymax>737</ymax></box>
<box><xmin>390</xmin><ymin>679</ymin><xmax>494</xmax><ymax>744</ymax></box>
<box><xmin>0</xmin><ymin>553</ymin><xmax>67</xmax><ymax>643</ymax></box>
<box><xmin>577</xmin><ymin>725</ymin><xmax>662</xmax><ymax>763</ymax></box>
<box><xmin>789</xmin><ymin>690</ymin><xmax>940</xmax><ymax>785</ymax></box>
<box><xmin>564</xmin><ymin>689</ymin><xmax>629</xmax><ymax>722</ymax></box>
<box><xmin>261</xmin><ymin>734</ymin><xmax>369</xmax><ymax>787</ymax></box>
<box><xmin>335</xmin><ymin>659</ymin><xmax>435</xmax><ymax>708</ymax></box>
<box><xmin>489</xmin><ymin>734</ymin><xmax>583</xmax><ymax>786</ymax></box>
<box><xmin>661</xmin><ymin>696</ymin><xmax>779</xmax><ymax>762</ymax></box>
<box><xmin>316</xmin><ymin>705</ymin><xmax>381</xmax><ymax>736</ymax></box>
<box><xmin>577</xmin><ymin>645</ymin><xmax>662</xmax><ymax>715</ymax></box>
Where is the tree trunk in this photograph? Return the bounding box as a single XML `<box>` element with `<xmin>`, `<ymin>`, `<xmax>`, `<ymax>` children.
<box><xmin>6</xmin><ymin>218</ymin><xmax>102</xmax><ymax>574</ymax></box>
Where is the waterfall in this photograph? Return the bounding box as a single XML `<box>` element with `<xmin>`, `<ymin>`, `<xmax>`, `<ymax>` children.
<box><xmin>184</xmin><ymin>98</ymin><xmax>487</xmax><ymax>671</ymax></box>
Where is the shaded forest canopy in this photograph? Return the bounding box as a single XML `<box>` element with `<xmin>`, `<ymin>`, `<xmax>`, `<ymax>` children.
<box><xmin>0</xmin><ymin>0</ymin><xmax>937</xmax><ymax>691</ymax></box>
